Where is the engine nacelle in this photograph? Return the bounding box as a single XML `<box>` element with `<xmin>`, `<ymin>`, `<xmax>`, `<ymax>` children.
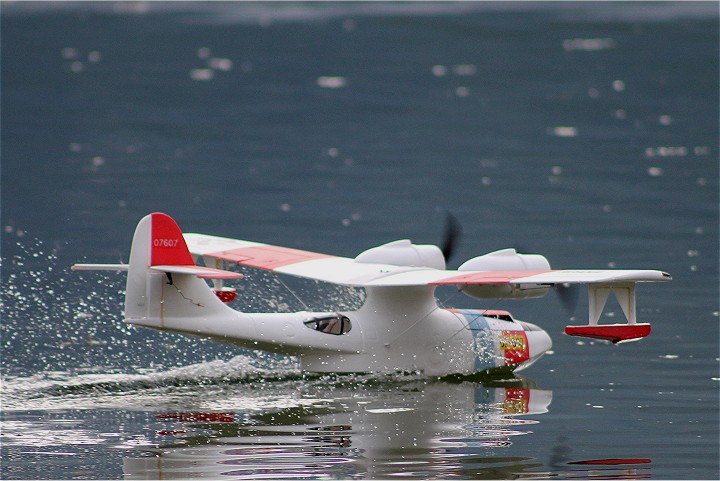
<box><xmin>458</xmin><ymin>248</ymin><xmax>551</xmax><ymax>300</ymax></box>
<box><xmin>355</xmin><ymin>239</ymin><xmax>446</xmax><ymax>270</ymax></box>
<box><xmin>459</xmin><ymin>248</ymin><xmax>551</xmax><ymax>272</ymax></box>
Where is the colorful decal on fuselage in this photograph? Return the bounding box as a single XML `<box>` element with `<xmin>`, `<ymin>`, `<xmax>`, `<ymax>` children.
<box><xmin>449</xmin><ymin>309</ymin><xmax>531</xmax><ymax>371</ymax></box>
<box><xmin>499</xmin><ymin>331</ymin><xmax>530</xmax><ymax>365</ymax></box>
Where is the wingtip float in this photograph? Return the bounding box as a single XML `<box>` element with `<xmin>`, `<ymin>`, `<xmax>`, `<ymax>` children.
<box><xmin>72</xmin><ymin>212</ymin><xmax>671</xmax><ymax>376</ymax></box>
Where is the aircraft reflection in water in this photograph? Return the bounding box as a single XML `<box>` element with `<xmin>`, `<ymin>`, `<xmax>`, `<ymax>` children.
<box><xmin>122</xmin><ymin>378</ymin><xmax>650</xmax><ymax>479</ymax></box>
<box><xmin>124</xmin><ymin>380</ymin><xmax>548</xmax><ymax>479</ymax></box>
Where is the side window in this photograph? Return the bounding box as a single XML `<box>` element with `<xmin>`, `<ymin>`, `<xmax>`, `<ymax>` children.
<box><xmin>485</xmin><ymin>313</ymin><xmax>514</xmax><ymax>323</ymax></box>
<box><xmin>303</xmin><ymin>315</ymin><xmax>352</xmax><ymax>335</ymax></box>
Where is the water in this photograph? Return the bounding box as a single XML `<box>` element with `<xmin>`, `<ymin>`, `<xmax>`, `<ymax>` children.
<box><xmin>2</xmin><ymin>2</ymin><xmax>718</xmax><ymax>479</ymax></box>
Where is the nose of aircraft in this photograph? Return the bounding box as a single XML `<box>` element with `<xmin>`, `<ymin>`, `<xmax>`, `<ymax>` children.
<box><xmin>518</xmin><ymin>321</ymin><xmax>553</xmax><ymax>362</ymax></box>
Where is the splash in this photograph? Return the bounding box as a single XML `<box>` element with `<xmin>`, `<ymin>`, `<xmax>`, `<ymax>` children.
<box><xmin>1</xmin><ymin>354</ymin><xmax>302</xmax><ymax>412</ymax></box>
<box><xmin>2</xmin><ymin>236</ymin><xmax>364</xmax><ymax>380</ymax></box>
<box><xmin>1</xmin><ymin>238</ymin><xmax>137</xmax><ymax>374</ymax></box>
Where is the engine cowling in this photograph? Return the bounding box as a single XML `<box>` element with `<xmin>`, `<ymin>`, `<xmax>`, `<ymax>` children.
<box><xmin>458</xmin><ymin>249</ymin><xmax>551</xmax><ymax>300</ymax></box>
<box><xmin>355</xmin><ymin>239</ymin><xmax>446</xmax><ymax>270</ymax></box>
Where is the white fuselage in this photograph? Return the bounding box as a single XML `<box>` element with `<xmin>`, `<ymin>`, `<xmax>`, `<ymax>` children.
<box><xmin>126</xmin><ymin>271</ymin><xmax>551</xmax><ymax>376</ymax></box>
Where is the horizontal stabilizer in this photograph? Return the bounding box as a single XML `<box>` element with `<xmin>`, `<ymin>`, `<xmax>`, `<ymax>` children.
<box><xmin>565</xmin><ymin>323</ymin><xmax>651</xmax><ymax>344</ymax></box>
<box><xmin>72</xmin><ymin>263</ymin><xmax>129</xmax><ymax>272</ymax></box>
<box><xmin>149</xmin><ymin>265</ymin><xmax>244</xmax><ymax>280</ymax></box>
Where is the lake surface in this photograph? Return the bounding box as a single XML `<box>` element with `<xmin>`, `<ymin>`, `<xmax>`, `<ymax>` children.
<box><xmin>2</xmin><ymin>2</ymin><xmax>718</xmax><ymax>479</ymax></box>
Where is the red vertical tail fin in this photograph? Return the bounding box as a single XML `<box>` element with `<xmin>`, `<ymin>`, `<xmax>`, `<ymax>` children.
<box><xmin>124</xmin><ymin>212</ymin><xmax>240</xmax><ymax>323</ymax></box>
<box><xmin>149</xmin><ymin>212</ymin><xmax>195</xmax><ymax>266</ymax></box>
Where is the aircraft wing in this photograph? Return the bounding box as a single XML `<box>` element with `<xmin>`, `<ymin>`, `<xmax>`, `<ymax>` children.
<box><xmin>184</xmin><ymin>233</ymin><xmax>420</xmax><ymax>285</ymax></box>
<box><xmin>427</xmin><ymin>269</ymin><xmax>671</xmax><ymax>286</ymax></box>
<box><xmin>346</xmin><ymin>268</ymin><xmax>670</xmax><ymax>287</ymax></box>
<box><xmin>184</xmin><ymin>233</ymin><xmax>671</xmax><ymax>287</ymax></box>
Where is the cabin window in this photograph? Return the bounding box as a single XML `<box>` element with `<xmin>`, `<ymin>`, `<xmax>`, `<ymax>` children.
<box><xmin>484</xmin><ymin>313</ymin><xmax>514</xmax><ymax>322</ymax></box>
<box><xmin>303</xmin><ymin>314</ymin><xmax>352</xmax><ymax>335</ymax></box>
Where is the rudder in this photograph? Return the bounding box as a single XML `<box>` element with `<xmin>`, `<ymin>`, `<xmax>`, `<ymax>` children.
<box><xmin>149</xmin><ymin>212</ymin><xmax>195</xmax><ymax>267</ymax></box>
<box><xmin>124</xmin><ymin>213</ymin><xmax>236</xmax><ymax>325</ymax></box>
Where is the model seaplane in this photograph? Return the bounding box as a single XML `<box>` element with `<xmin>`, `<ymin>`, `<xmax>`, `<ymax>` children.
<box><xmin>72</xmin><ymin>212</ymin><xmax>671</xmax><ymax>376</ymax></box>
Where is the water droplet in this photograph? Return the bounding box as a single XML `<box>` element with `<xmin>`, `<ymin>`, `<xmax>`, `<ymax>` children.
<box><xmin>549</xmin><ymin>126</ymin><xmax>578</xmax><ymax>137</ymax></box>
<box><xmin>646</xmin><ymin>146</ymin><xmax>687</xmax><ymax>157</ymax></box>
<box><xmin>61</xmin><ymin>47</ymin><xmax>79</xmax><ymax>59</ymax></box>
<box><xmin>208</xmin><ymin>58</ymin><xmax>233</xmax><ymax>71</ymax></box>
<box><xmin>562</xmin><ymin>38</ymin><xmax>616</xmax><ymax>51</ymax></box>
<box><xmin>431</xmin><ymin>65</ymin><xmax>447</xmax><ymax>77</ymax></box>
<box><xmin>455</xmin><ymin>86</ymin><xmax>470</xmax><ymax>97</ymax></box>
<box><xmin>317</xmin><ymin>76</ymin><xmax>347</xmax><ymax>88</ymax></box>
<box><xmin>342</xmin><ymin>19</ymin><xmax>356</xmax><ymax>32</ymax></box>
<box><xmin>190</xmin><ymin>69</ymin><xmax>214</xmax><ymax>81</ymax></box>
<box><xmin>480</xmin><ymin>158</ymin><xmax>497</xmax><ymax>168</ymax></box>
<box><xmin>452</xmin><ymin>64</ymin><xmax>476</xmax><ymax>76</ymax></box>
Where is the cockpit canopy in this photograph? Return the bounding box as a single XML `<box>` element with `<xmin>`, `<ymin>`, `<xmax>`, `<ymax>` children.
<box><xmin>482</xmin><ymin>310</ymin><xmax>515</xmax><ymax>322</ymax></box>
<box><xmin>303</xmin><ymin>314</ymin><xmax>352</xmax><ymax>335</ymax></box>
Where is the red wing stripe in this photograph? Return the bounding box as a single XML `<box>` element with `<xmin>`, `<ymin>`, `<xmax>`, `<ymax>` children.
<box><xmin>431</xmin><ymin>270</ymin><xmax>554</xmax><ymax>285</ymax></box>
<box><xmin>208</xmin><ymin>245</ymin><xmax>334</xmax><ymax>270</ymax></box>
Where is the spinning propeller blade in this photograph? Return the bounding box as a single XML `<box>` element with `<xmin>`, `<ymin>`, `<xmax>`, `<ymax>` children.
<box><xmin>440</xmin><ymin>213</ymin><xmax>578</xmax><ymax>315</ymax></box>
<box><xmin>494</xmin><ymin>242</ymin><xmax>579</xmax><ymax>314</ymax></box>
<box><xmin>556</xmin><ymin>282</ymin><xmax>580</xmax><ymax>315</ymax></box>
<box><xmin>441</xmin><ymin>211</ymin><xmax>462</xmax><ymax>263</ymax></box>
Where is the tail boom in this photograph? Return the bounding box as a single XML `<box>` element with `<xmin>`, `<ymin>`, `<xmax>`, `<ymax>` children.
<box><xmin>79</xmin><ymin>213</ymin><xmax>362</xmax><ymax>357</ymax></box>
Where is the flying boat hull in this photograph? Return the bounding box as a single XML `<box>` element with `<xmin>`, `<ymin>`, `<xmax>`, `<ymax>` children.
<box><xmin>72</xmin><ymin>213</ymin><xmax>669</xmax><ymax>376</ymax></box>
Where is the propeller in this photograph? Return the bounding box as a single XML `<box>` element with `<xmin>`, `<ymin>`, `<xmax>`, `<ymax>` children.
<box><xmin>441</xmin><ymin>211</ymin><xmax>463</xmax><ymax>263</ymax></box>
<box><xmin>556</xmin><ymin>282</ymin><xmax>580</xmax><ymax>315</ymax></box>
<box><xmin>439</xmin><ymin>211</ymin><xmax>579</xmax><ymax>315</ymax></box>
<box><xmin>504</xmin><ymin>244</ymin><xmax>579</xmax><ymax>315</ymax></box>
